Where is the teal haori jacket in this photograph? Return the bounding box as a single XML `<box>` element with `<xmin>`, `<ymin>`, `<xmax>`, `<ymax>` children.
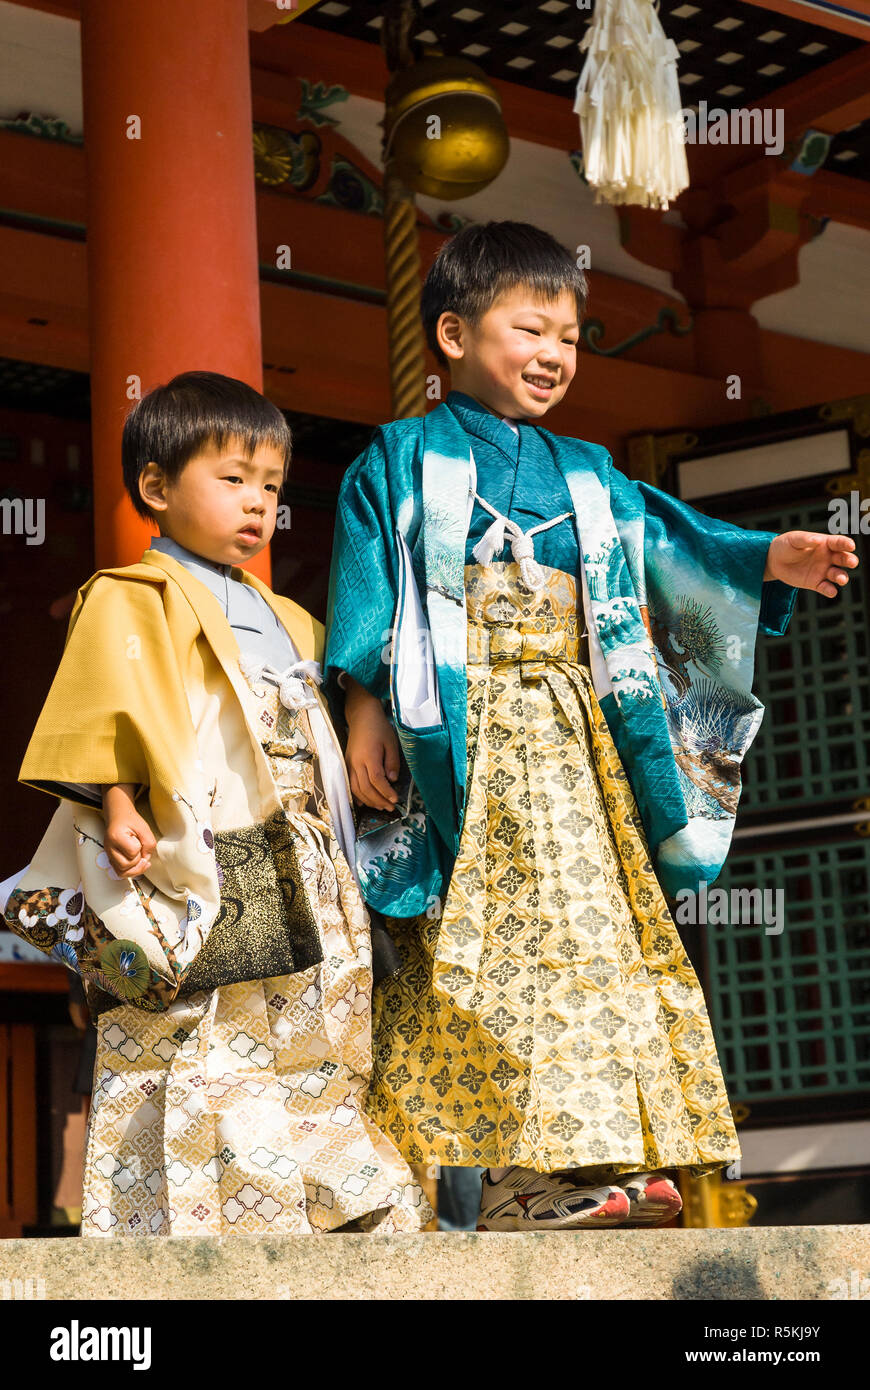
<box><xmin>323</xmin><ymin>401</ymin><xmax>797</xmax><ymax>917</ymax></box>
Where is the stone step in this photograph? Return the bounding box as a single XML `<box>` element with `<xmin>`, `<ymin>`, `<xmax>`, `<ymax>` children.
<box><xmin>0</xmin><ymin>1225</ymin><xmax>868</xmax><ymax>1300</ymax></box>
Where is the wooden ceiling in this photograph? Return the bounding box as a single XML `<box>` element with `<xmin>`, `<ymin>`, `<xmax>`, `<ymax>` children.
<box><xmin>297</xmin><ymin>0</ymin><xmax>870</xmax><ymax>180</ymax></box>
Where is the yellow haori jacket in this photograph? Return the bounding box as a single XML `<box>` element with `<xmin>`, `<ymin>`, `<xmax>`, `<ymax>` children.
<box><xmin>3</xmin><ymin>549</ymin><xmax>338</xmax><ymax>1013</ymax></box>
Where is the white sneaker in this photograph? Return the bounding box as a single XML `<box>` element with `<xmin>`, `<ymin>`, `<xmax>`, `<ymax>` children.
<box><xmin>476</xmin><ymin>1166</ymin><xmax>631</xmax><ymax>1231</ymax></box>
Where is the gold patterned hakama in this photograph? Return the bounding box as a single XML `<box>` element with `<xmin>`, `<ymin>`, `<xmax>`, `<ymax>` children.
<box><xmin>80</xmin><ymin>672</ymin><xmax>431</xmax><ymax>1236</ymax></box>
<box><xmin>367</xmin><ymin>562</ymin><xmax>741</xmax><ymax>1176</ymax></box>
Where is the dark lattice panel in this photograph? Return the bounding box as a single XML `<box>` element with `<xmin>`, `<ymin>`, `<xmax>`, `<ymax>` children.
<box><xmin>302</xmin><ymin>0</ymin><xmax>588</xmax><ymax>93</ymax></box>
<box><xmin>711</xmin><ymin>838</ymin><xmax>870</xmax><ymax>1099</ymax></box>
<box><xmin>280</xmin><ymin>407</ymin><xmax>376</xmax><ymax>465</ymax></box>
<box><xmin>0</xmin><ymin>360</ymin><xmax>380</xmax><ymax>457</ymax></box>
<box><xmin>0</xmin><ymin>357</ymin><xmax>91</xmax><ymax>419</ymax></box>
<box><xmin>828</xmin><ymin>117</ymin><xmax>870</xmax><ymax>174</ymax></box>
<box><xmin>299</xmin><ymin>1</ymin><xmax>860</xmax><ymax>108</ymax></box>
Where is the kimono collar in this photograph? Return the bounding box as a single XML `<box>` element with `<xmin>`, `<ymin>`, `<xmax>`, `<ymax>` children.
<box><xmin>137</xmin><ymin>547</ymin><xmax>319</xmax><ymax>666</ymax></box>
<box><xmin>446</xmin><ymin>390</ymin><xmax>520</xmax><ymax>461</ymax></box>
<box><xmin>149</xmin><ymin>534</ymin><xmax>233</xmax><ymax>603</ymax></box>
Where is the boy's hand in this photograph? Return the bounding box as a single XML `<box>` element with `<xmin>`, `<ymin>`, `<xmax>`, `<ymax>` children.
<box><xmin>101</xmin><ymin>783</ymin><xmax>156</xmax><ymax>878</ymax></box>
<box><xmin>343</xmin><ymin>676</ymin><xmax>401</xmax><ymax>812</ymax></box>
<box><xmin>764</xmin><ymin>531</ymin><xmax>859</xmax><ymax>598</ymax></box>
<box><xmin>69</xmin><ymin>1000</ymin><xmax>89</xmax><ymax>1032</ymax></box>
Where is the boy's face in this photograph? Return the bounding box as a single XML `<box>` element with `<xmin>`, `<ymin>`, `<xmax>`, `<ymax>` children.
<box><xmin>436</xmin><ymin>284</ymin><xmax>579</xmax><ymax>421</ymax></box>
<box><xmin>139</xmin><ymin>438</ymin><xmax>285</xmax><ymax>566</ymax></box>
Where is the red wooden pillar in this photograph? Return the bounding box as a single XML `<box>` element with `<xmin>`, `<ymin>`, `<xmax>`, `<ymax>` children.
<box><xmin>80</xmin><ymin>0</ymin><xmax>270</xmax><ymax>583</ymax></box>
<box><xmin>0</xmin><ymin>1021</ymin><xmax>37</xmax><ymax>1237</ymax></box>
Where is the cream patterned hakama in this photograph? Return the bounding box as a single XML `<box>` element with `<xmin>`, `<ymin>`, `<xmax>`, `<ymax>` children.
<box><xmin>367</xmin><ymin>562</ymin><xmax>742</xmax><ymax>1178</ymax></box>
<box><xmin>80</xmin><ymin>670</ymin><xmax>431</xmax><ymax>1236</ymax></box>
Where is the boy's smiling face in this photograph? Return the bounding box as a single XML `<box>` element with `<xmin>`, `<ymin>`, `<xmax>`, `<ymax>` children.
<box><xmin>436</xmin><ymin>283</ymin><xmax>579</xmax><ymax>421</ymax></box>
<box><xmin>138</xmin><ymin>438</ymin><xmax>285</xmax><ymax>566</ymax></box>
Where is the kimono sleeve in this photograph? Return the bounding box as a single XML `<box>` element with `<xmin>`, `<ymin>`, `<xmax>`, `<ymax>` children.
<box><xmin>608</xmin><ymin>461</ymin><xmax>798</xmax><ymax>640</ymax></box>
<box><xmin>758</xmin><ymin>571</ymin><xmax>798</xmax><ymax>637</ymax></box>
<box><xmin>324</xmin><ymin>431</ymin><xmax>399</xmax><ymax>709</ymax></box>
<box><xmin>18</xmin><ymin>574</ymin><xmax>188</xmax><ymax>803</ymax></box>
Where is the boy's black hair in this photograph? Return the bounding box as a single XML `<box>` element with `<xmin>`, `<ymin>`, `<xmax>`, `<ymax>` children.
<box><xmin>421</xmin><ymin>220</ymin><xmax>588</xmax><ymax>368</ymax></box>
<box><xmin>122</xmin><ymin>370</ymin><xmax>293</xmax><ymax>525</ymax></box>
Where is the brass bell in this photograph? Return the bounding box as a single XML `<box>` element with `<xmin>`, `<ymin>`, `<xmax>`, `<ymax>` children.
<box><xmin>383</xmin><ymin>56</ymin><xmax>509</xmax><ymax>200</ymax></box>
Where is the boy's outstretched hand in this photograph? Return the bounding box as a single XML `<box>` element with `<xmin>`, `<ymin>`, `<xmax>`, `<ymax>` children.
<box><xmin>764</xmin><ymin>532</ymin><xmax>860</xmax><ymax>598</ymax></box>
<box><xmin>101</xmin><ymin>783</ymin><xmax>156</xmax><ymax>878</ymax></box>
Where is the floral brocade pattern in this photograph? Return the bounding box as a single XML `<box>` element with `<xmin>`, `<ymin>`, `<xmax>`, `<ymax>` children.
<box><xmin>367</xmin><ymin>562</ymin><xmax>741</xmax><ymax>1175</ymax></box>
<box><xmin>80</xmin><ymin>677</ymin><xmax>431</xmax><ymax>1237</ymax></box>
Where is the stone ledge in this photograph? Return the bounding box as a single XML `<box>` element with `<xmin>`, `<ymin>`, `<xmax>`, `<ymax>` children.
<box><xmin>0</xmin><ymin>1226</ymin><xmax>868</xmax><ymax>1300</ymax></box>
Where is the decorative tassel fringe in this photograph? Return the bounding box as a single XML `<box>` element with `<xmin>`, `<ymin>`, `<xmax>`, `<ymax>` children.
<box><xmin>472</xmin><ymin>515</ymin><xmax>508</xmax><ymax>568</ymax></box>
<box><xmin>573</xmin><ymin>0</ymin><xmax>689</xmax><ymax>210</ymax></box>
<box><xmin>237</xmin><ymin>654</ymin><xmax>322</xmax><ymax>710</ymax></box>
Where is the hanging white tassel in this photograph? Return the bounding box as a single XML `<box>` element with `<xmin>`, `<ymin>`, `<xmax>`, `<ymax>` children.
<box><xmin>238</xmin><ymin>653</ymin><xmax>322</xmax><ymax>710</ymax></box>
<box><xmin>472</xmin><ymin>514</ymin><xmax>545</xmax><ymax>590</ymax></box>
<box><xmin>471</xmin><ymin>494</ymin><xmax>574</xmax><ymax>593</ymax></box>
<box><xmin>472</xmin><ymin>513</ymin><xmax>508</xmax><ymax>568</ymax></box>
<box><xmin>573</xmin><ymin>0</ymin><xmax>689</xmax><ymax>210</ymax></box>
<box><xmin>277</xmin><ymin>661</ymin><xmax>322</xmax><ymax>711</ymax></box>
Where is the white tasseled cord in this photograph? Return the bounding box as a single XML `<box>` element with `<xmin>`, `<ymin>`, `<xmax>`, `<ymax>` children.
<box><xmin>238</xmin><ymin>652</ymin><xmax>358</xmax><ymax>875</ymax></box>
<box><xmin>573</xmin><ymin>0</ymin><xmax>688</xmax><ymax>211</ymax></box>
<box><xmin>471</xmin><ymin>493</ymin><xmax>573</xmax><ymax>593</ymax></box>
<box><xmin>237</xmin><ymin>654</ymin><xmax>323</xmax><ymax>710</ymax></box>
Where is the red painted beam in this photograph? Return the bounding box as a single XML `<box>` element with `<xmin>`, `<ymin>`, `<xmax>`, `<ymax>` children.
<box><xmin>736</xmin><ymin>0</ymin><xmax>870</xmax><ymax>41</ymax></box>
<box><xmin>3</xmin><ymin>0</ymin><xmax>80</xmax><ymax>16</ymax></box>
<box><xmin>9</xmin><ymin>0</ymin><xmax>870</xmax><ymax>41</ymax></box>
<box><xmin>4</xmin><ymin>0</ymin><xmax>319</xmax><ymax>28</ymax></box>
<box><xmin>801</xmin><ymin>165</ymin><xmax>870</xmax><ymax>224</ymax></box>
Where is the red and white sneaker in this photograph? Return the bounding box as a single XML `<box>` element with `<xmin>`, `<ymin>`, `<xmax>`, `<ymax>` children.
<box><xmin>615</xmin><ymin>1172</ymin><xmax>683</xmax><ymax>1226</ymax></box>
<box><xmin>476</xmin><ymin>1166</ymin><xmax>631</xmax><ymax>1231</ymax></box>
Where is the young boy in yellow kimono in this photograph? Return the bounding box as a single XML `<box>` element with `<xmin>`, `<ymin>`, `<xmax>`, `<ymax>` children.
<box><xmin>324</xmin><ymin>221</ymin><xmax>859</xmax><ymax>1231</ymax></box>
<box><xmin>2</xmin><ymin>370</ymin><xmax>430</xmax><ymax>1237</ymax></box>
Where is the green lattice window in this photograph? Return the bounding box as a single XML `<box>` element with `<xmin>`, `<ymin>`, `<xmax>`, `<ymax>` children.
<box><xmin>696</xmin><ymin>492</ymin><xmax>870</xmax><ymax>1103</ymax></box>
<box><xmin>711</xmin><ymin>841</ymin><xmax>870</xmax><ymax>1099</ymax></box>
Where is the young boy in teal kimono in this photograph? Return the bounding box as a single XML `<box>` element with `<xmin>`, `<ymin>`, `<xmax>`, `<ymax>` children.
<box><xmin>324</xmin><ymin>221</ymin><xmax>859</xmax><ymax>1230</ymax></box>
